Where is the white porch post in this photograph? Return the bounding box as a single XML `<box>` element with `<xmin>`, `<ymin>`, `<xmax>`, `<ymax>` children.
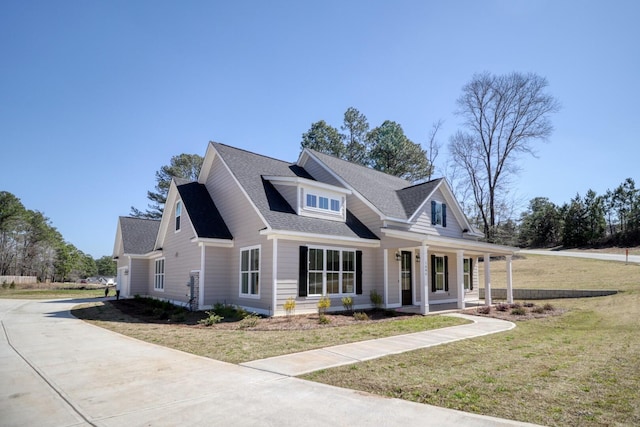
<box><xmin>420</xmin><ymin>244</ymin><xmax>429</xmax><ymax>315</ymax></box>
<box><xmin>383</xmin><ymin>249</ymin><xmax>389</xmax><ymax>308</ymax></box>
<box><xmin>456</xmin><ymin>250</ymin><xmax>465</xmax><ymax>309</ymax></box>
<box><xmin>272</xmin><ymin>238</ymin><xmax>278</xmax><ymax>316</ymax></box>
<box><xmin>199</xmin><ymin>245</ymin><xmax>206</xmax><ymax>310</ymax></box>
<box><xmin>506</xmin><ymin>254</ymin><xmax>514</xmax><ymax>304</ymax></box>
<box><xmin>484</xmin><ymin>253</ymin><xmax>492</xmax><ymax>306</ymax></box>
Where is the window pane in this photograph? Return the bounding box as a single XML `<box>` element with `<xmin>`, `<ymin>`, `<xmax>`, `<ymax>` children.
<box><xmin>309</xmin><ymin>272</ymin><xmax>323</xmax><ymax>295</ymax></box>
<box><xmin>436</xmin><ymin>274</ymin><xmax>444</xmax><ymax>290</ymax></box>
<box><xmin>435</xmin><ymin>256</ymin><xmax>444</xmax><ymax>273</ymax></box>
<box><xmin>342</xmin><ymin>273</ymin><xmax>354</xmax><ymax>293</ymax></box>
<box><xmin>309</xmin><ymin>248</ymin><xmax>323</xmax><ymax>270</ymax></box>
<box><xmin>241</xmin><ymin>250</ymin><xmax>249</xmax><ymax>271</ymax></box>
<box><xmin>327</xmin><ymin>273</ymin><xmax>339</xmax><ymax>294</ymax></box>
<box><xmin>319</xmin><ymin>197</ymin><xmax>329</xmax><ymax>210</ymax></box>
<box><xmin>250</xmin><ymin>248</ymin><xmax>259</xmax><ymax>271</ymax></box>
<box><xmin>343</xmin><ymin>251</ymin><xmax>354</xmax><ymax>271</ymax></box>
<box><xmin>464</xmin><ymin>259</ymin><xmax>470</xmax><ymax>273</ymax></box>
<box><xmin>330</xmin><ymin>199</ymin><xmax>340</xmax><ymax>212</ymax></box>
<box><xmin>327</xmin><ymin>250</ymin><xmax>339</xmax><ymax>272</ymax></box>
<box><xmin>251</xmin><ymin>272</ymin><xmax>259</xmax><ymax>294</ymax></box>
<box><xmin>306</xmin><ymin>194</ymin><xmax>317</xmax><ymax>207</ymax></box>
<box><xmin>241</xmin><ymin>273</ymin><xmax>248</xmax><ymax>294</ymax></box>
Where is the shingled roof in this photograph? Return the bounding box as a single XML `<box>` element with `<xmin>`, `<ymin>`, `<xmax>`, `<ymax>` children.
<box><xmin>212</xmin><ymin>143</ymin><xmax>379</xmax><ymax>240</ymax></box>
<box><xmin>118</xmin><ymin>217</ymin><xmax>160</xmax><ymax>254</ymax></box>
<box><xmin>176</xmin><ymin>181</ymin><xmax>233</xmax><ymax>240</ymax></box>
<box><xmin>305</xmin><ymin>150</ymin><xmax>442</xmax><ymax>220</ymax></box>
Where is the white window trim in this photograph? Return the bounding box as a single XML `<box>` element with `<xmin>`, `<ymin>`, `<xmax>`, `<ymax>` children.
<box><xmin>307</xmin><ymin>246</ymin><xmax>357</xmax><ymax>297</ymax></box>
<box><xmin>433</xmin><ymin>201</ymin><xmax>444</xmax><ymax>227</ymax></box>
<box><xmin>175</xmin><ymin>200</ymin><xmax>182</xmax><ymax>233</ymax></box>
<box><xmin>303</xmin><ymin>189</ymin><xmax>343</xmax><ymax>215</ymax></box>
<box><xmin>433</xmin><ymin>254</ymin><xmax>446</xmax><ymax>293</ymax></box>
<box><xmin>463</xmin><ymin>258</ymin><xmax>471</xmax><ymax>291</ymax></box>
<box><xmin>154</xmin><ymin>258</ymin><xmax>165</xmax><ymax>291</ymax></box>
<box><xmin>239</xmin><ymin>245</ymin><xmax>261</xmax><ymax>299</ymax></box>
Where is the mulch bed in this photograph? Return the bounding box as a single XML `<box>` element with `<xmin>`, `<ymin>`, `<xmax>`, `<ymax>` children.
<box><xmin>463</xmin><ymin>302</ymin><xmax>565</xmax><ymax>321</ymax></box>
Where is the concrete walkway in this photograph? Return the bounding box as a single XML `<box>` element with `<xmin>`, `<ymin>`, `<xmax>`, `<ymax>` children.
<box><xmin>0</xmin><ymin>298</ymin><xmax>540</xmax><ymax>427</ymax></box>
<box><xmin>242</xmin><ymin>313</ymin><xmax>514</xmax><ymax>376</ymax></box>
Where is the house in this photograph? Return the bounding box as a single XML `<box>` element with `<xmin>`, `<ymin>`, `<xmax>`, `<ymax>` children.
<box><xmin>113</xmin><ymin>142</ymin><xmax>517</xmax><ymax>315</ymax></box>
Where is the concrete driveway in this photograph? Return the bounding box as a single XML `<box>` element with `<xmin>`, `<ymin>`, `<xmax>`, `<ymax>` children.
<box><xmin>0</xmin><ymin>298</ymin><xmax>540</xmax><ymax>427</ymax></box>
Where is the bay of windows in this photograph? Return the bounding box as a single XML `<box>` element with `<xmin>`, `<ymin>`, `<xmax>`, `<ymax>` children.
<box><xmin>308</xmin><ymin>248</ymin><xmax>355</xmax><ymax>296</ymax></box>
<box><xmin>305</xmin><ymin>192</ymin><xmax>341</xmax><ymax>213</ymax></box>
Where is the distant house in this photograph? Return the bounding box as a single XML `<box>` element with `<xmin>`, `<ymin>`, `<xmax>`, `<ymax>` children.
<box><xmin>113</xmin><ymin>142</ymin><xmax>517</xmax><ymax>315</ymax></box>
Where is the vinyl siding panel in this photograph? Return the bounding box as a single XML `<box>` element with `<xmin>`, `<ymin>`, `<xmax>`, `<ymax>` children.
<box><xmin>203</xmin><ymin>246</ymin><xmax>232</xmax><ymax>306</ymax></box>
<box><xmin>204</xmin><ymin>155</ymin><xmax>273</xmax><ymax>313</ymax></box>
<box><xmin>410</xmin><ymin>188</ymin><xmax>463</xmax><ymax>238</ymax></box>
<box><xmin>301</xmin><ymin>156</ymin><xmax>345</xmax><ymax>187</ymax></box>
<box><xmin>272</xmin><ymin>184</ymin><xmax>298</xmax><ymax>212</ymax></box>
<box><xmin>128</xmin><ymin>258</ymin><xmax>149</xmax><ymax>296</ymax></box>
<box><xmin>149</xmin><ymin>201</ymin><xmax>201</xmax><ymax>305</ymax></box>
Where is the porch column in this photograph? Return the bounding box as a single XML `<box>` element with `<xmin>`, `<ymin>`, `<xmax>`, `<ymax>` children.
<box><xmin>383</xmin><ymin>249</ymin><xmax>389</xmax><ymax>308</ymax></box>
<box><xmin>456</xmin><ymin>250</ymin><xmax>465</xmax><ymax>309</ymax></box>
<box><xmin>420</xmin><ymin>244</ymin><xmax>429</xmax><ymax>315</ymax></box>
<box><xmin>484</xmin><ymin>253</ymin><xmax>492</xmax><ymax>306</ymax></box>
<box><xmin>506</xmin><ymin>255</ymin><xmax>514</xmax><ymax>304</ymax></box>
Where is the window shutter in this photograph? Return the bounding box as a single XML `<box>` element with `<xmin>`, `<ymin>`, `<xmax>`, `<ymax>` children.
<box><xmin>444</xmin><ymin>256</ymin><xmax>449</xmax><ymax>291</ymax></box>
<box><xmin>356</xmin><ymin>250</ymin><xmax>363</xmax><ymax>295</ymax></box>
<box><xmin>430</xmin><ymin>254</ymin><xmax>436</xmax><ymax>292</ymax></box>
<box><xmin>469</xmin><ymin>258</ymin><xmax>474</xmax><ymax>290</ymax></box>
<box><xmin>431</xmin><ymin>201</ymin><xmax>436</xmax><ymax>225</ymax></box>
<box><xmin>442</xmin><ymin>204</ymin><xmax>447</xmax><ymax>227</ymax></box>
<box><xmin>298</xmin><ymin>246</ymin><xmax>308</xmax><ymax>297</ymax></box>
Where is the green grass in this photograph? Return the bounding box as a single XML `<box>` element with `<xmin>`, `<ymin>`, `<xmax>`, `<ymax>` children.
<box><xmin>0</xmin><ymin>284</ymin><xmax>105</xmax><ymax>299</ymax></box>
<box><xmin>71</xmin><ymin>302</ymin><xmax>467</xmax><ymax>364</ymax></box>
<box><xmin>303</xmin><ymin>256</ymin><xmax>640</xmax><ymax>426</ymax></box>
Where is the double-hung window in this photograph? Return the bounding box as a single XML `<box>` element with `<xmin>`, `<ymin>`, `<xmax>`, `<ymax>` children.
<box><xmin>463</xmin><ymin>258</ymin><xmax>472</xmax><ymax>291</ymax></box>
<box><xmin>430</xmin><ymin>255</ymin><xmax>448</xmax><ymax>292</ymax></box>
<box><xmin>240</xmin><ymin>246</ymin><xmax>260</xmax><ymax>297</ymax></box>
<box><xmin>154</xmin><ymin>258</ymin><xmax>165</xmax><ymax>291</ymax></box>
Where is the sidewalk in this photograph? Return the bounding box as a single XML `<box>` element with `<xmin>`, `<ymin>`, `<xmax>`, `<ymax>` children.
<box><xmin>242</xmin><ymin>313</ymin><xmax>514</xmax><ymax>376</ymax></box>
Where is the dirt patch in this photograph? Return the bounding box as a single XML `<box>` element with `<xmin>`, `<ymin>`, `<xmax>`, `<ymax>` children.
<box><xmin>463</xmin><ymin>302</ymin><xmax>565</xmax><ymax>321</ymax></box>
<box><xmin>108</xmin><ymin>298</ymin><xmax>418</xmax><ymax>331</ymax></box>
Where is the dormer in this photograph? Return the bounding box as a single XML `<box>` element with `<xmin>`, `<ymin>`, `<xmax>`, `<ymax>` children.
<box><xmin>263</xmin><ymin>175</ymin><xmax>351</xmax><ymax>222</ymax></box>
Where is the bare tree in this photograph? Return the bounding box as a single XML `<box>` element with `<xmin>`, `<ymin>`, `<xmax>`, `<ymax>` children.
<box><xmin>426</xmin><ymin>119</ymin><xmax>443</xmax><ymax>181</ymax></box>
<box><xmin>448</xmin><ymin>72</ymin><xmax>560</xmax><ymax>240</ymax></box>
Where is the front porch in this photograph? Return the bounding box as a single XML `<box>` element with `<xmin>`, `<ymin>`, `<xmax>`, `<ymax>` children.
<box><xmin>381</xmin><ymin>229</ymin><xmax>517</xmax><ymax>315</ymax></box>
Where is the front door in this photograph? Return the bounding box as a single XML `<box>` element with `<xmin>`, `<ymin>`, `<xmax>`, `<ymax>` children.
<box><xmin>401</xmin><ymin>251</ymin><xmax>413</xmax><ymax>305</ymax></box>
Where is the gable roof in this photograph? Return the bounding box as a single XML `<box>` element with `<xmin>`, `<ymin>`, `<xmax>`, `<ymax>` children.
<box><xmin>176</xmin><ymin>181</ymin><xmax>233</xmax><ymax>240</ymax></box>
<box><xmin>303</xmin><ymin>149</ymin><xmax>445</xmax><ymax>221</ymax></box>
<box><xmin>210</xmin><ymin>142</ymin><xmax>379</xmax><ymax>241</ymax></box>
<box><xmin>118</xmin><ymin>217</ymin><xmax>160</xmax><ymax>255</ymax></box>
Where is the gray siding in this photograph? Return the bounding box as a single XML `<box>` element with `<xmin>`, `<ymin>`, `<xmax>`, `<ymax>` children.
<box><xmin>273</xmin><ymin>184</ymin><xmax>298</xmax><ymax>212</ymax></box>
<box><xmin>204</xmin><ymin>155</ymin><xmax>273</xmax><ymax>313</ymax></box>
<box><xmin>301</xmin><ymin>156</ymin><xmax>345</xmax><ymax>188</ymax></box>
<box><xmin>203</xmin><ymin>246</ymin><xmax>232</xmax><ymax>306</ymax></box>
<box><xmin>410</xmin><ymin>188</ymin><xmax>463</xmax><ymax>238</ymax></box>
<box><xmin>129</xmin><ymin>258</ymin><xmax>149</xmax><ymax>296</ymax></box>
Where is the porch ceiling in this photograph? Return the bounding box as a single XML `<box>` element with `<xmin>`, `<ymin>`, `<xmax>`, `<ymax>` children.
<box><xmin>381</xmin><ymin>228</ymin><xmax>518</xmax><ymax>256</ymax></box>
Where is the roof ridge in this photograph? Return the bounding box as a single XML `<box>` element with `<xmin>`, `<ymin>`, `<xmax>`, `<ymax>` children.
<box><xmin>398</xmin><ymin>177</ymin><xmax>443</xmax><ymax>191</ymax></box>
<box><xmin>214</xmin><ymin>142</ymin><xmax>295</xmax><ymax>166</ymax></box>
<box><xmin>120</xmin><ymin>216</ymin><xmax>161</xmax><ymax>222</ymax></box>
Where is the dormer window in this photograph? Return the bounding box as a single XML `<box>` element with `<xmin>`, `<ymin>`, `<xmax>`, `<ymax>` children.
<box><xmin>304</xmin><ymin>191</ymin><xmax>342</xmax><ymax>215</ymax></box>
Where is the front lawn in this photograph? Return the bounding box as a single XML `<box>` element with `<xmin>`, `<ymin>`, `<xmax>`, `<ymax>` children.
<box><xmin>303</xmin><ymin>256</ymin><xmax>640</xmax><ymax>426</ymax></box>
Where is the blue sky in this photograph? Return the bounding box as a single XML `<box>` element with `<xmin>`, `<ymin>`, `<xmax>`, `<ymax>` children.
<box><xmin>1</xmin><ymin>0</ymin><xmax>638</xmax><ymax>258</ymax></box>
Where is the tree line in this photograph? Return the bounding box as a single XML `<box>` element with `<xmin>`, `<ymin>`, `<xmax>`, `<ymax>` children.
<box><xmin>0</xmin><ymin>191</ymin><xmax>115</xmax><ymax>282</ymax></box>
<box><xmin>518</xmin><ymin>178</ymin><xmax>640</xmax><ymax>248</ymax></box>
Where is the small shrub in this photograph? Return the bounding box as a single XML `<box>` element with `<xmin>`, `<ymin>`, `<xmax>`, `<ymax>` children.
<box><xmin>477</xmin><ymin>305</ymin><xmax>491</xmax><ymax>314</ymax></box>
<box><xmin>170</xmin><ymin>312</ymin><xmax>186</xmax><ymax>322</ymax></box>
<box><xmin>317</xmin><ymin>296</ymin><xmax>331</xmax><ymax>315</ymax></box>
<box><xmin>134</xmin><ymin>294</ymin><xmax>141</xmax><ymax>299</ymax></box>
<box><xmin>341</xmin><ymin>296</ymin><xmax>353</xmax><ymax>312</ymax></box>
<box><xmin>198</xmin><ymin>310</ymin><xmax>223</xmax><ymax>326</ymax></box>
<box><xmin>531</xmin><ymin>306</ymin><xmax>545</xmax><ymax>314</ymax></box>
<box><xmin>283</xmin><ymin>297</ymin><xmax>296</xmax><ymax>318</ymax></box>
<box><xmin>523</xmin><ymin>302</ymin><xmax>535</xmax><ymax>308</ymax></box>
<box><xmin>510</xmin><ymin>302</ymin><xmax>522</xmax><ymax>309</ymax></box>
<box><xmin>318</xmin><ymin>314</ymin><xmax>331</xmax><ymax>324</ymax></box>
<box><xmin>9</xmin><ymin>282</ymin><xmax>15</xmax><ymax>289</ymax></box>
<box><xmin>370</xmin><ymin>289</ymin><xmax>383</xmax><ymax>309</ymax></box>
<box><xmin>496</xmin><ymin>303</ymin><xmax>510</xmax><ymax>312</ymax></box>
<box><xmin>238</xmin><ymin>314</ymin><xmax>260</xmax><ymax>329</ymax></box>
<box><xmin>511</xmin><ymin>307</ymin><xmax>526</xmax><ymax>316</ymax></box>
<box><xmin>543</xmin><ymin>303</ymin><xmax>555</xmax><ymax>311</ymax></box>
<box><xmin>353</xmin><ymin>312</ymin><xmax>369</xmax><ymax>321</ymax></box>
<box><xmin>1</xmin><ymin>282</ymin><xmax>7</xmax><ymax>289</ymax></box>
